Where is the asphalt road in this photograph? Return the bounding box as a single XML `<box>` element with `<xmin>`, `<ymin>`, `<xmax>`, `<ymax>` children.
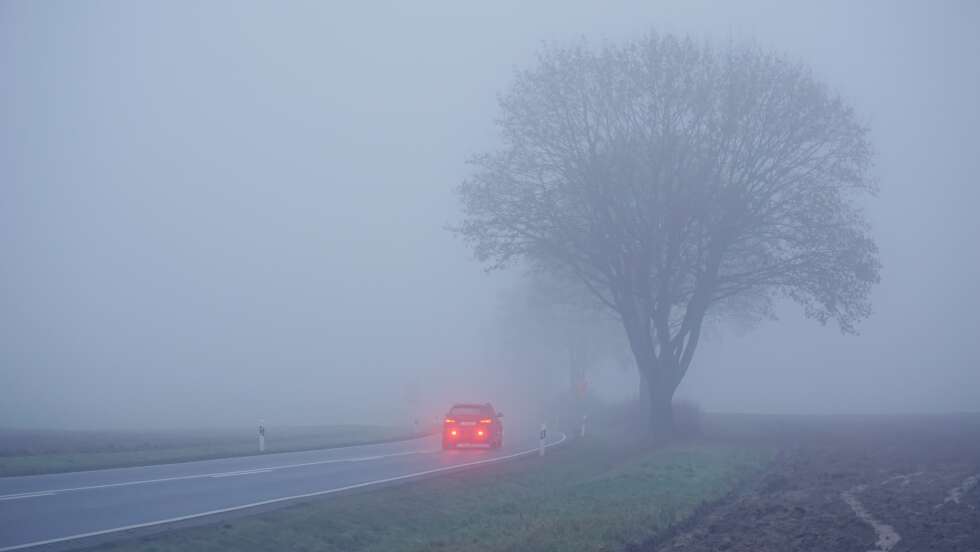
<box><xmin>0</xmin><ymin>426</ymin><xmax>566</xmax><ymax>550</ymax></box>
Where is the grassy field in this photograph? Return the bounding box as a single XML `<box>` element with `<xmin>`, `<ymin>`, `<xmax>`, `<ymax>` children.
<box><xmin>97</xmin><ymin>435</ymin><xmax>771</xmax><ymax>552</ymax></box>
<box><xmin>0</xmin><ymin>425</ymin><xmax>424</xmax><ymax>477</ymax></box>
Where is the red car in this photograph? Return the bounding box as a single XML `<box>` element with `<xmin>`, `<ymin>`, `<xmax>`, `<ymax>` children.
<box><xmin>442</xmin><ymin>403</ymin><xmax>504</xmax><ymax>449</ymax></box>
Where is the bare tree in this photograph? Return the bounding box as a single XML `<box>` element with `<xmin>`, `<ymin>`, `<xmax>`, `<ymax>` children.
<box><xmin>456</xmin><ymin>34</ymin><xmax>880</xmax><ymax>438</ymax></box>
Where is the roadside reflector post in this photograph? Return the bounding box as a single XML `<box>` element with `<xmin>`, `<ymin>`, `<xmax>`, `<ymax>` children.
<box><xmin>581</xmin><ymin>415</ymin><xmax>587</xmax><ymax>438</ymax></box>
<box><xmin>414</xmin><ymin>418</ymin><xmax>419</xmax><ymax>435</ymax></box>
<box><xmin>258</xmin><ymin>421</ymin><xmax>266</xmax><ymax>453</ymax></box>
<box><xmin>539</xmin><ymin>423</ymin><xmax>547</xmax><ymax>456</ymax></box>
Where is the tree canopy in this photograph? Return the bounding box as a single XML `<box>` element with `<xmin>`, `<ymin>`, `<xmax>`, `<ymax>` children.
<box><xmin>457</xmin><ymin>33</ymin><xmax>879</xmax><ymax>437</ymax></box>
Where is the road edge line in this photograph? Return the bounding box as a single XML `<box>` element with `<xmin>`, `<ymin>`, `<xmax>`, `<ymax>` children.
<box><xmin>0</xmin><ymin>432</ymin><xmax>567</xmax><ymax>551</ymax></box>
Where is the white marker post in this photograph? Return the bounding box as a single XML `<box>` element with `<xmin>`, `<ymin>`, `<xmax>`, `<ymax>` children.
<box><xmin>539</xmin><ymin>423</ymin><xmax>547</xmax><ymax>456</ymax></box>
<box><xmin>258</xmin><ymin>421</ymin><xmax>266</xmax><ymax>453</ymax></box>
<box><xmin>581</xmin><ymin>414</ymin><xmax>588</xmax><ymax>438</ymax></box>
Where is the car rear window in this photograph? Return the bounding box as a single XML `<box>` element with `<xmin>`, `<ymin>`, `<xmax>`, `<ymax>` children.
<box><xmin>449</xmin><ymin>406</ymin><xmax>486</xmax><ymax>416</ymax></box>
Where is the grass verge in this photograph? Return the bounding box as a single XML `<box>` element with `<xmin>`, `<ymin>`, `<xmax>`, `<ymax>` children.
<box><xmin>98</xmin><ymin>437</ymin><xmax>771</xmax><ymax>552</ymax></box>
<box><xmin>0</xmin><ymin>425</ymin><xmax>423</xmax><ymax>477</ymax></box>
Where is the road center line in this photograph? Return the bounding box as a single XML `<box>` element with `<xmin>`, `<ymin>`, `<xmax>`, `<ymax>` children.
<box><xmin>0</xmin><ymin>449</ymin><xmax>438</xmax><ymax>500</ymax></box>
<box><xmin>0</xmin><ymin>491</ymin><xmax>57</xmax><ymax>502</ymax></box>
<box><xmin>209</xmin><ymin>469</ymin><xmax>275</xmax><ymax>478</ymax></box>
<box><xmin>0</xmin><ymin>433</ymin><xmax>566</xmax><ymax>551</ymax></box>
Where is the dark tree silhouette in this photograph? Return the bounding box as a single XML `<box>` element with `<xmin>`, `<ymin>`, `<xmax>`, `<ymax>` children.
<box><xmin>457</xmin><ymin>34</ymin><xmax>880</xmax><ymax>439</ymax></box>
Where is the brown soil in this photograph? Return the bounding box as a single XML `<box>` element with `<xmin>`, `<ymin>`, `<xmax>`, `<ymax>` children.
<box><xmin>635</xmin><ymin>414</ymin><xmax>980</xmax><ymax>552</ymax></box>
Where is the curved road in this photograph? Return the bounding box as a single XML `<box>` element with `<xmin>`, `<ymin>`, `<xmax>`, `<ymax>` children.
<box><xmin>0</xmin><ymin>427</ymin><xmax>566</xmax><ymax>550</ymax></box>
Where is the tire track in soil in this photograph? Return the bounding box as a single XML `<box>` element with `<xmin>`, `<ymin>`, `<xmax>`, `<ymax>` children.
<box><xmin>633</xmin><ymin>415</ymin><xmax>980</xmax><ymax>552</ymax></box>
<box><xmin>841</xmin><ymin>484</ymin><xmax>900</xmax><ymax>551</ymax></box>
<box><xmin>936</xmin><ymin>474</ymin><xmax>979</xmax><ymax>508</ymax></box>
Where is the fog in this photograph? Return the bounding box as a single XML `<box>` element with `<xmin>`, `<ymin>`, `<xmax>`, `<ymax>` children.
<box><xmin>2</xmin><ymin>1</ymin><xmax>978</xmax><ymax>430</ymax></box>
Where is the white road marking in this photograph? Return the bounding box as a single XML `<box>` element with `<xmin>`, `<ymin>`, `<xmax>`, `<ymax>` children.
<box><xmin>0</xmin><ymin>449</ymin><xmax>438</xmax><ymax>500</ymax></box>
<box><xmin>0</xmin><ymin>491</ymin><xmax>56</xmax><ymax>502</ymax></box>
<box><xmin>841</xmin><ymin>484</ymin><xmax>901</xmax><ymax>552</ymax></box>
<box><xmin>936</xmin><ymin>473</ymin><xmax>979</xmax><ymax>508</ymax></box>
<box><xmin>0</xmin><ymin>433</ymin><xmax>566</xmax><ymax>551</ymax></box>
<box><xmin>209</xmin><ymin>469</ymin><xmax>275</xmax><ymax>478</ymax></box>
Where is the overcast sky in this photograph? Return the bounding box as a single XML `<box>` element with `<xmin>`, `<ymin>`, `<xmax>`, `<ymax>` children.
<box><xmin>2</xmin><ymin>1</ymin><xmax>978</xmax><ymax>429</ymax></box>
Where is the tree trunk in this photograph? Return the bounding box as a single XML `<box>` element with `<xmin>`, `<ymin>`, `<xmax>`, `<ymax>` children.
<box><xmin>637</xmin><ymin>370</ymin><xmax>651</xmax><ymax>414</ymax></box>
<box><xmin>621</xmin><ymin>310</ymin><xmax>675</xmax><ymax>440</ymax></box>
<box><xmin>646</xmin><ymin>372</ymin><xmax>674</xmax><ymax>442</ymax></box>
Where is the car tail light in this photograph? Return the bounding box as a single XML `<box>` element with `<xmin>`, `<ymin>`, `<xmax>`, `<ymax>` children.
<box><xmin>476</xmin><ymin>429</ymin><xmax>485</xmax><ymax>437</ymax></box>
<box><xmin>444</xmin><ymin>418</ymin><xmax>456</xmax><ymax>424</ymax></box>
<box><xmin>479</xmin><ymin>418</ymin><xmax>493</xmax><ymax>424</ymax></box>
<box><xmin>449</xmin><ymin>429</ymin><xmax>458</xmax><ymax>437</ymax></box>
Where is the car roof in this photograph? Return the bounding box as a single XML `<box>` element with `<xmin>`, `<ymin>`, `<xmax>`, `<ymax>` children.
<box><xmin>450</xmin><ymin>403</ymin><xmax>493</xmax><ymax>410</ymax></box>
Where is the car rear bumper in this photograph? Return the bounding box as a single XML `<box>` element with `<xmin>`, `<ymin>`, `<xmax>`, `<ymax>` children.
<box><xmin>443</xmin><ymin>425</ymin><xmax>496</xmax><ymax>444</ymax></box>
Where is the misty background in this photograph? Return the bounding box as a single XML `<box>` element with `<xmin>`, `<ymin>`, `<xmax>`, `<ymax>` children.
<box><xmin>2</xmin><ymin>1</ymin><xmax>978</xmax><ymax>430</ymax></box>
